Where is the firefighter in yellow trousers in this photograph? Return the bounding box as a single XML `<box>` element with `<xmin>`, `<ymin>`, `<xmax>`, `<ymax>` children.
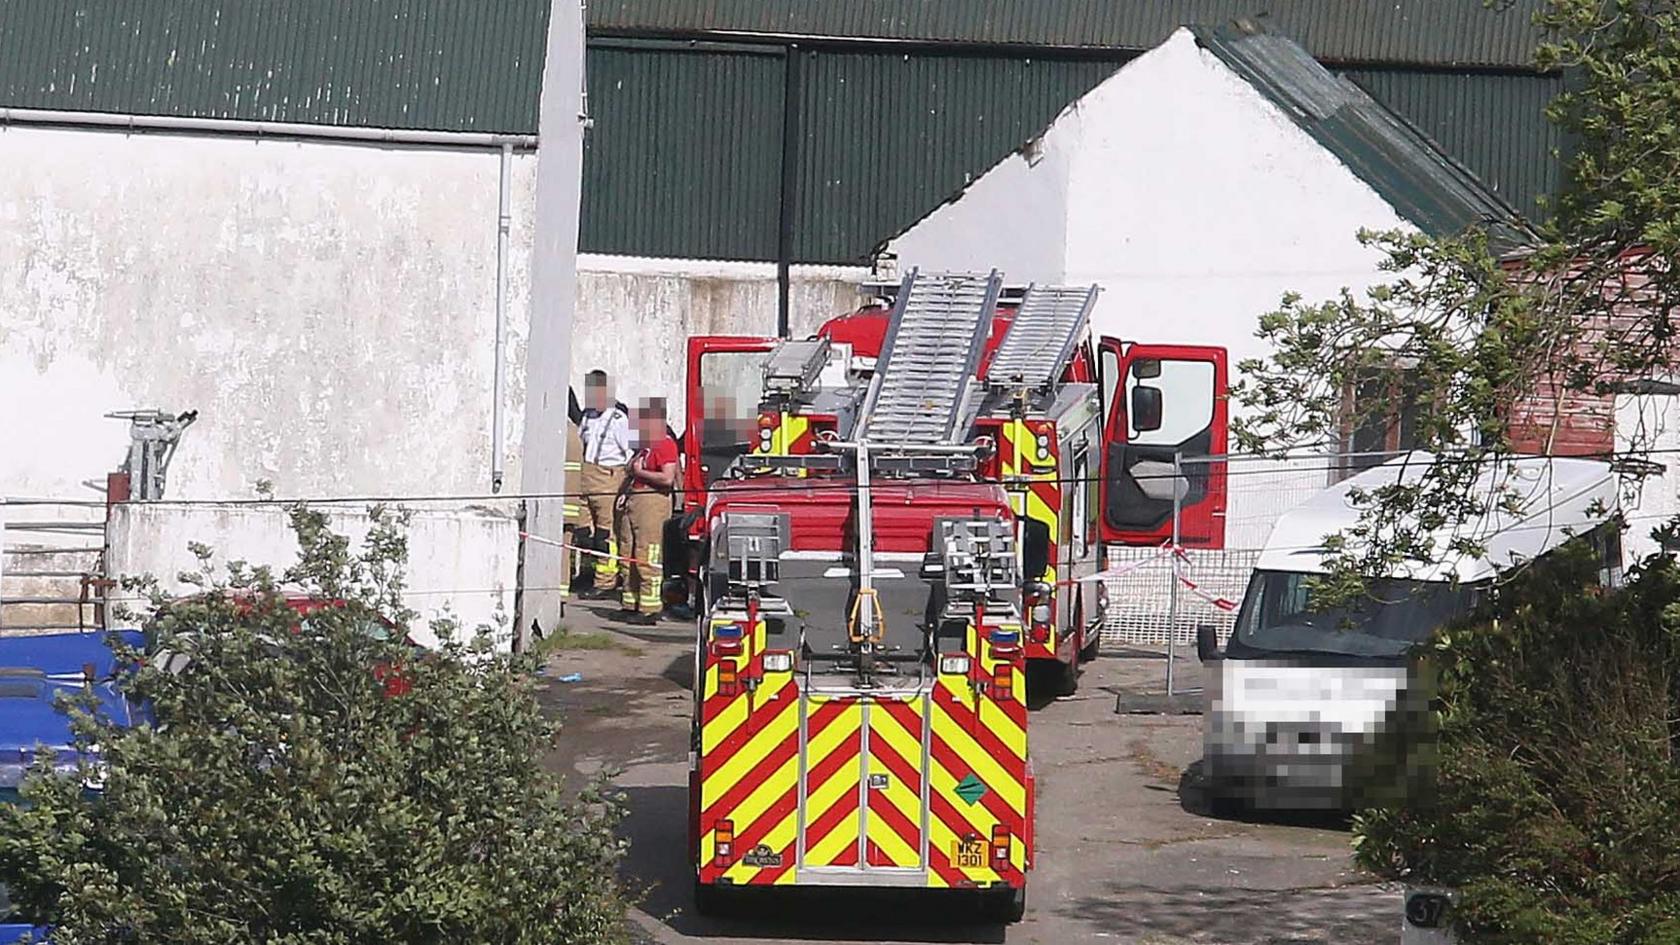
<box><xmin>561</xmin><ymin>413</ymin><xmax>585</xmax><ymax>599</ymax></box>
<box><xmin>617</xmin><ymin>398</ymin><xmax>678</xmax><ymax>625</ymax></box>
<box><xmin>572</xmin><ymin>369</ymin><xmax>632</xmax><ymax>598</ymax></box>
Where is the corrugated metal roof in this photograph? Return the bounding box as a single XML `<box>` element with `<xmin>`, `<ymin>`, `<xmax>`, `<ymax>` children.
<box><xmin>1193</xmin><ymin>23</ymin><xmax>1534</xmax><ymax>249</ymax></box>
<box><xmin>1343</xmin><ymin>67</ymin><xmax>1564</xmax><ymax>218</ymax></box>
<box><xmin>0</xmin><ymin>0</ymin><xmax>548</xmax><ymax>132</ymax></box>
<box><xmin>588</xmin><ymin>0</ymin><xmax>1548</xmax><ymax>69</ymax></box>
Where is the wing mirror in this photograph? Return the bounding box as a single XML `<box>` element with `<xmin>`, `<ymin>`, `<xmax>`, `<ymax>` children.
<box><xmin>1131</xmin><ymin>385</ymin><xmax>1163</xmax><ymax>433</ymax></box>
<box><xmin>1195</xmin><ymin>624</ymin><xmax>1222</xmax><ymax>663</ymax></box>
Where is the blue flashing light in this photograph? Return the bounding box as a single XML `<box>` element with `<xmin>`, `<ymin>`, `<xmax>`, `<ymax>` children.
<box><xmin>988</xmin><ymin>629</ymin><xmax>1021</xmax><ymax>645</ymax></box>
<box><xmin>713</xmin><ymin>624</ymin><xmax>744</xmax><ymax>640</ymax></box>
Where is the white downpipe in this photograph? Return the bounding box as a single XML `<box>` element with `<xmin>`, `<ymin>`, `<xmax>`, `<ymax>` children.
<box><xmin>0</xmin><ymin>107</ymin><xmax>537</xmax><ymax>150</ymax></box>
<box><xmin>491</xmin><ymin>143</ymin><xmax>514</xmax><ymax>493</ymax></box>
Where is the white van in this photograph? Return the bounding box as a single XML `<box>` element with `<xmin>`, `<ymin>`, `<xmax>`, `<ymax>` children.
<box><xmin>1197</xmin><ymin>453</ymin><xmax>1622</xmax><ymax>811</ymax></box>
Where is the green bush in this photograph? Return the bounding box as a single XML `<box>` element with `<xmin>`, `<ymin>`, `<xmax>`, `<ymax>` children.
<box><xmin>0</xmin><ymin>508</ymin><xmax>630</xmax><ymax>945</ymax></box>
<box><xmin>1354</xmin><ymin>543</ymin><xmax>1680</xmax><ymax>944</ymax></box>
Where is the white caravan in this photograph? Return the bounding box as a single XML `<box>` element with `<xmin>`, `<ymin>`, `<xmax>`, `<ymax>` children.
<box><xmin>1197</xmin><ymin>453</ymin><xmax>1623</xmax><ymax>811</ymax></box>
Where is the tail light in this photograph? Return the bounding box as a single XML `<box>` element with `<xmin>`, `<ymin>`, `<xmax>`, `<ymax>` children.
<box><xmin>717</xmin><ymin>661</ymin><xmax>740</xmax><ymax>696</ymax></box>
<box><xmin>757</xmin><ymin>413</ymin><xmax>777</xmax><ymax>451</ymax></box>
<box><xmin>990</xmin><ymin>664</ymin><xmax>1013</xmax><ymax>700</ymax></box>
<box><xmin>710</xmin><ymin>622</ymin><xmax>744</xmax><ymax>657</ymax></box>
<box><xmin>761</xmin><ymin>650</ymin><xmax>794</xmax><ymax>673</ymax></box>
<box><xmin>714</xmin><ymin>819</ymin><xmax>735</xmax><ymax>866</ymax></box>
<box><xmin>987</xmin><ymin>628</ymin><xmax>1021</xmax><ymax>658</ymax></box>
<box><xmin>990</xmin><ymin>825</ymin><xmax>1011</xmax><ymax>868</ymax></box>
<box><xmin>1025</xmin><ymin>584</ymin><xmax>1053</xmax><ymax>642</ymax></box>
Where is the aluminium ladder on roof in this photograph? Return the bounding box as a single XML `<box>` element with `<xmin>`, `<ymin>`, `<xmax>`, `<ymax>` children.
<box><xmin>859</xmin><ymin>269</ymin><xmax>1003</xmax><ymax>448</ymax></box>
<box><xmin>986</xmin><ymin>283</ymin><xmax>1101</xmax><ymax>392</ymax></box>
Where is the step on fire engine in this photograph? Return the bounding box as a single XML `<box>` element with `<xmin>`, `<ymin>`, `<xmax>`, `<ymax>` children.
<box><xmin>684</xmin><ymin>270</ymin><xmax>1228</xmax><ymax>919</ymax></box>
<box><xmin>682</xmin><ymin>270</ymin><xmax>1229</xmax><ymax>695</ymax></box>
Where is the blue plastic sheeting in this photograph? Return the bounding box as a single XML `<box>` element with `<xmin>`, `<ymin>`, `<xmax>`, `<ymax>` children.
<box><xmin>0</xmin><ymin>630</ymin><xmax>144</xmax><ymax>679</ymax></box>
<box><xmin>0</xmin><ymin>924</ymin><xmax>47</xmax><ymax>943</ymax></box>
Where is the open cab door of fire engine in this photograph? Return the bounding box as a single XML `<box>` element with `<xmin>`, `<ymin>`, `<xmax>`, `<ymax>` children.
<box><xmin>1096</xmin><ymin>340</ymin><xmax>1228</xmax><ymax>548</ymax></box>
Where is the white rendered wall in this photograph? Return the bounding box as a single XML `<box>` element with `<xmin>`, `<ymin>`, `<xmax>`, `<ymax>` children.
<box><xmin>1616</xmin><ymin>393</ymin><xmax>1680</xmax><ymax>564</ymax></box>
<box><xmin>0</xmin><ymin>125</ymin><xmax>537</xmax><ymax>503</ymax></box>
<box><xmin>105</xmin><ymin>502</ymin><xmax>522</xmax><ymax>650</ymax></box>
<box><xmin>888</xmin><ymin>28</ymin><xmax>1414</xmax><ymax>550</ymax></box>
<box><xmin>0</xmin><ymin>125</ymin><xmax>864</xmax><ymax>505</ymax></box>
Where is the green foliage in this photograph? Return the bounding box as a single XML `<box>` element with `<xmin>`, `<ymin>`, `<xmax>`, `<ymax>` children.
<box><xmin>1353</xmin><ymin>545</ymin><xmax>1680</xmax><ymax>943</ymax></box>
<box><xmin>1234</xmin><ymin>0</ymin><xmax>1680</xmax><ymax>594</ymax></box>
<box><xmin>0</xmin><ymin>507</ymin><xmax>630</xmax><ymax>945</ymax></box>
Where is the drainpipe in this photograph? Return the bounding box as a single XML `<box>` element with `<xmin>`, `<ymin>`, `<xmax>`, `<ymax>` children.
<box><xmin>775</xmin><ymin>45</ymin><xmax>804</xmax><ymax>338</ymax></box>
<box><xmin>492</xmin><ymin>143</ymin><xmax>514</xmax><ymax>493</ymax></box>
<box><xmin>0</xmin><ymin>107</ymin><xmax>536</xmax><ymax>150</ymax></box>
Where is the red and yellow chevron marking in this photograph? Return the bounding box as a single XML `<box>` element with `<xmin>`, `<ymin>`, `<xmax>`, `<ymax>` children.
<box><xmin>799</xmin><ymin>696</ymin><xmax>864</xmax><ymax>867</ymax></box>
<box><xmin>999</xmin><ymin>419</ymin><xmax>1063</xmax><ymax>659</ymax></box>
<box><xmin>866</xmin><ymin>696</ymin><xmax>927</xmax><ymax>868</ymax></box>
<box><xmin>920</xmin><ymin>618</ymin><xmax>1029</xmax><ymax>889</ymax></box>
<box><xmin>752</xmin><ymin>412</ymin><xmax>817</xmax><ymax>477</ymax></box>
<box><xmin>698</xmin><ymin>616</ymin><xmax>801</xmax><ymax>886</ymax></box>
<box><xmin>695</xmin><ymin>621</ymin><xmax>1030</xmax><ymax>892</ymax></box>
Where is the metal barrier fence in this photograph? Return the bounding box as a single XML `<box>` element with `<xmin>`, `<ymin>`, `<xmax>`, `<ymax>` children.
<box><xmin>1099</xmin><ymin>450</ymin><xmax>1402</xmax><ymax>650</ymax></box>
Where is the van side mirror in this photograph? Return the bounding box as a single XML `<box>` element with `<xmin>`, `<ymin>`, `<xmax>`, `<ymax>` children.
<box><xmin>1195</xmin><ymin>624</ymin><xmax>1221</xmax><ymax>662</ymax></box>
<box><xmin>1131</xmin><ymin>385</ymin><xmax>1163</xmax><ymax>433</ymax></box>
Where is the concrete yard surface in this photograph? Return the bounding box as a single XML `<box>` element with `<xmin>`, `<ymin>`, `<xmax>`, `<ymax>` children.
<box><xmin>538</xmin><ymin>602</ymin><xmax>1395</xmax><ymax>945</ymax></box>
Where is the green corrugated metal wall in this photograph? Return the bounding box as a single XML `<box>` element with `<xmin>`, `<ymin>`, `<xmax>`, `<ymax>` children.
<box><xmin>0</xmin><ymin>0</ymin><xmax>548</xmax><ymax>132</ymax></box>
<box><xmin>579</xmin><ymin>43</ymin><xmax>1561</xmax><ymax>262</ymax></box>
<box><xmin>1343</xmin><ymin>68</ymin><xmax>1564</xmax><ymax>218</ymax></box>
<box><xmin>792</xmin><ymin>51</ymin><xmax>1117</xmax><ymax>261</ymax></box>
<box><xmin>588</xmin><ymin>0</ymin><xmax>1546</xmax><ymax>69</ymax></box>
<box><xmin>0</xmin><ymin>3</ymin><xmax>1564</xmax><ymax>262</ymax></box>
<box><xmin>582</xmin><ymin>44</ymin><xmax>786</xmax><ymax>260</ymax></box>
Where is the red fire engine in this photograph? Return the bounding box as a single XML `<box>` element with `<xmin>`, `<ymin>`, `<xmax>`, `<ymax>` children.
<box><xmin>679</xmin><ymin>270</ymin><xmax>1227</xmax><ymax>920</ymax></box>
<box><xmin>682</xmin><ymin>271</ymin><xmax>1228</xmax><ymax>694</ymax></box>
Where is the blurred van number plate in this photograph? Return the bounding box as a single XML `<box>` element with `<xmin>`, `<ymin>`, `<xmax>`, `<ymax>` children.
<box><xmin>953</xmin><ymin>838</ymin><xmax>985</xmax><ymax>868</ymax></box>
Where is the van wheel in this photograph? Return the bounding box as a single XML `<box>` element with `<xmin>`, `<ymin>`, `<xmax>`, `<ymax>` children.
<box><xmin>985</xmin><ymin>884</ymin><xmax>1027</xmax><ymax>923</ymax></box>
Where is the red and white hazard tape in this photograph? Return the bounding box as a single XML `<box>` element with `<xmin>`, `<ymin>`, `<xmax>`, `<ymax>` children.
<box><xmin>1076</xmin><ymin>543</ymin><xmax>1239</xmax><ymax>612</ymax></box>
<box><xmin>519</xmin><ymin>531</ymin><xmax>653</xmax><ymax>568</ymax></box>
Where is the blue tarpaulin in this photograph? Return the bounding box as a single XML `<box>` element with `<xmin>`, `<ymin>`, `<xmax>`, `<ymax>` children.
<box><xmin>0</xmin><ymin>630</ymin><xmax>143</xmax><ymax>680</ymax></box>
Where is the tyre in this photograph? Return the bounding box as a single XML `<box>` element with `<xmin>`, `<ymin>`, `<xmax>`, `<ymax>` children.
<box><xmin>984</xmin><ymin>884</ymin><xmax>1027</xmax><ymax>923</ymax></box>
<box><xmin>1054</xmin><ymin>645</ymin><xmax>1080</xmax><ymax>697</ymax></box>
<box><xmin>1077</xmin><ymin>603</ymin><xmax>1101</xmax><ymax>662</ymax></box>
<box><xmin>692</xmin><ymin>879</ymin><xmax>730</xmax><ymax>917</ymax></box>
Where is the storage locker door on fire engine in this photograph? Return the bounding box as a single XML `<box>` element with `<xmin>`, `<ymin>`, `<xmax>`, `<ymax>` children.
<box><xmin>798</xmin><ymin>695</ymin><xmax>865</xmax><ymax>869</ymax></box>
<box><xmin>863</xmin><ymin>694</ymin><xmax>931</xmax><ymax>871</ymax></box>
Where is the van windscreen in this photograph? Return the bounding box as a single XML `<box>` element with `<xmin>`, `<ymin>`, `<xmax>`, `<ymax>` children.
<box><xmin>1230</xmin><ymin>570</ymin><xmax>1475</xmax><ymax>660</ymax></box>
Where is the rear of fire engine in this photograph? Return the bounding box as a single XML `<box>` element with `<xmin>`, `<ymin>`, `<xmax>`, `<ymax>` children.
<box><xmin>689</xmin><ymin>272</ymin><xmax>1034</xmax><ymax>920</ymax></box>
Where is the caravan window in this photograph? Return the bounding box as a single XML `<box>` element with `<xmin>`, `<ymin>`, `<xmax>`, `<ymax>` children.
<box><xmin>1232</xmin><ymin>570</ymin><xmax>1476</xmax><ymax>660</ymax></box>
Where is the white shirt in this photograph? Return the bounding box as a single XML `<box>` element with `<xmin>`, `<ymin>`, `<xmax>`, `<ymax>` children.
<box><xmin>578</xmin><ymin>405</ymin><xmax>631</xmax><ymax>466</ymax></box>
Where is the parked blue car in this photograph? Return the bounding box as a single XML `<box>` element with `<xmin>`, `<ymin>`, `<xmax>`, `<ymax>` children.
<box><xmin>0</xmin><ymin>631</ymin><xmax>144</xmax><ymax>942</ymax></box>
